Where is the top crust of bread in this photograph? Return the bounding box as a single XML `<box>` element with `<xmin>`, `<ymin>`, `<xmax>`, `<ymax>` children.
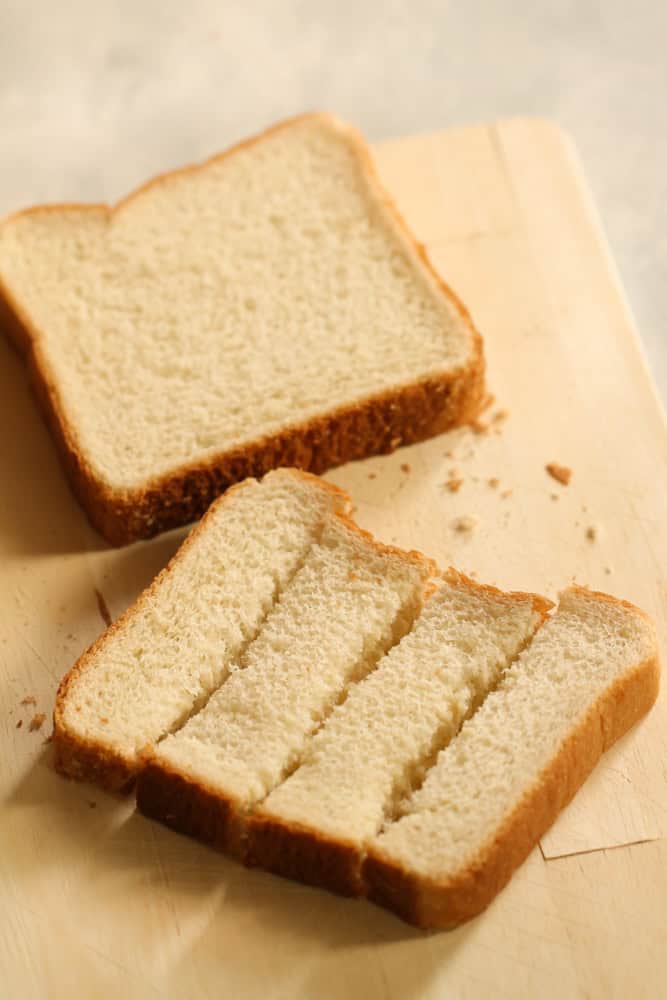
<box><xmin>0</xmin><ymin>112</ymin><xmax>485</xmax><ymax>544</ymax></box>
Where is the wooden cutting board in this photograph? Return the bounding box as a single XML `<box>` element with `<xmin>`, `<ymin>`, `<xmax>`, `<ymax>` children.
<box><xmin>1</xmin><ymin>119</ymin><xmax>666</xmax><ymax>1000</ymax></box>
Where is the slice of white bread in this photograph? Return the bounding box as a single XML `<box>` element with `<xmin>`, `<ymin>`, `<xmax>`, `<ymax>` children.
<box><xmin>0</xmin><ymin>113</ymin><xmax>484</xmax><ymax>545</ymax></box>
<box><xmin>53</xmin><ymin>475</ymin><xmax>659</xmax><ymax>928</ymax></box>
<box><xmin>53</xmin><ymin>469</ymin><xmax>350</xmax><ymax>791</ymax></box>
<box><xmin>136</xmin><ymin>518</ymin><xmax>433</xmax><ymax>854</ymax></box>
<box><xmin>364</xmin><ymin>586</ymin><xmax>659</xmax><ymax>928</ymax></box>
<box><xmin>246</xmin><ymin>573</ymin><xmax>551</xmax><ymax>893</ymax></box>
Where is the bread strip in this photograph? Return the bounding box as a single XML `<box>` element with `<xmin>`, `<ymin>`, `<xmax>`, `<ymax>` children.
<box><xmin>365</xmin><ymin>587</ymin><xmax>659</xmax><ymax>928</ymax></box>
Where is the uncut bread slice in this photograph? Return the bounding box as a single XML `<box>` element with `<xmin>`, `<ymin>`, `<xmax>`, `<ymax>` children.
<box><xmin>136</xmin><ymin>518</ymin><xmax>433</xmax><ymax>854</ymax></box>
<box><xmin>246</xmin><ymin>572</ymin><xmax>551</xmax><ymax>894</ymax></box>
<box><xmin>365</xmin><ymin>587</ymin><xmax>659</xmax><ymax>929</ymax></box>
<box><xmin>53</xmin><ymin>469</ymin><xmax>348</xmax><ymax>792</ymax></box>
<box><xmin>0</xmin><ymin>112</ymin><xmax>484</xmax><ymax>545</ymax></box>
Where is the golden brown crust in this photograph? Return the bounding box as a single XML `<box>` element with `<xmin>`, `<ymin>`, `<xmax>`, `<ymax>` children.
<box><xmin>364</xmin><ymin>652</ymin><xmax>660</xmax><ymax>929</ymax></box>
<box><xmin>136</xmin><ymin>757</ymin><xmax>247</xmax><ymax>858</ymax></box>
<box><xmin>441</xmin><ymin>567</ymin><xmax>555</xmax><ymax>618</ymax></box>
<box><xmin>52</xmin><ymin>469</ymin><xmax>351</xmax><ymax>790</ymax></box>
<box><xmin>245</xmin><ymin>813</ymin><xmax>364</xmax><ymax>897</ymax></box>
<box><xmin>0</xmin><ymin>112</ymin><xmax>485</xmax><ymax>545</ymax></box>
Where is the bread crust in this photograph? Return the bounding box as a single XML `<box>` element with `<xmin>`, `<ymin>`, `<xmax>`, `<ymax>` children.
<box><xmin>245</xmin><ymin>814</ymin><xmax>364</xmax><ymax>896</ymax></box>
<box><xmin>364</xmin><ymin>650</ymin><xmax>660</xmax><ymax>929</ymax></box>
<box><xmin>136</xmin><ymin>757</ymin><xmax>248</xmax><ymax>858</ymax></box>
<box><xmin>0</xmin><ymin>112</ymin><xmax>485</xmax><ymax>545</ymax></box>
<box><xmin>52</xmin><ymin>469</ymin><xmax>351</xmax><ymax>791</ymax></box>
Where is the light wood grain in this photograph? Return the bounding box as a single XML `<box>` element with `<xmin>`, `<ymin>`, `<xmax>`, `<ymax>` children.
<box><xmin>1</xmin><ymin>118</ymin><xmax>665</xmax><ymax>999</ymax></box>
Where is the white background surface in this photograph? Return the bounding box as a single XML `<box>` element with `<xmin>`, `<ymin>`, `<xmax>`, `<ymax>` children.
<box><xmin>2</xmin><ymin>0</ymin><xmax>665</xmax><ymax>402</ymax></box>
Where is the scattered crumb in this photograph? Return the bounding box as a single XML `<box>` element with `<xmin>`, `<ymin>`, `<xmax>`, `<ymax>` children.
<box><xmin>604</xmin><ymin>566</ymin><xmax>613</xmax><ymax>575</ymax></box>
<box><xmin>400</xmin><ymin>463</ymin><xmax>411</xmax><ymax>474</ymax></box>
<box><xmin>550</xmin><ymin>493</ymin><xmax>559</xmax><ymax>501</ymax></box>
<box><xmin>470</xmin><ymin>418</ymin><xmax>489</xmax><ymax>435</ymax></box>
<box><xmin>488</xmin><ymin>477</ymin><xmax>499</xmax><ymax>489</ymax></box>
<box><xmin>501</xmin><ymin>489</ymin><xmax>513</xmax><ymax>499</ymax></box>
<box><xmin>546</xmin><ymin>462</ymin><xmax>572</xmax><ymax>486</ymax></box>
<box><xmin>21</xmin><ymin>695</ymin><xmax>36</xmax><ymax>707</ymax></box>
<box><xmin>449</xmin><ymin>468</ymin><xmax>460</xmax><ymax>478</ymax></box>
<box><xmin>367</xmin><ymin>472</ymin><xmax>377</xmax><ymax>480</ymax></box>
<box><xmin>29</xmin><ymin>713</ymin><xmax>46</xmax><ymax>732</ymax></box>
<box><xmin>349</xmin><ymin>504</ymin><xmax>357</xmax><ymax>515</ymax></box>
<box><xmin>445</xmin><ymin>478</ymin><xmax>463</xmax><ymax>493</ymax></box>
<box><xmin>453</xmin><ymin>515</ymin><xmax>479</xmax><ymax>534</ymax></box>
<box><xmin>444</xmin><ymin>450</ymin><xmax>455</xmax><ymax>459</ymax></box>
<box><xmin>582</xmin><ymin>505</ymin><xmax>588</xmax><ymax>513</ymax></box>
<box><xmin>16</xmin><ymin>719</ymin><xmax>22</xmax><ymax>729</ymax></box>
<box><xmin>88</xmin><ymin>800</ymin><xmax>97</xmax><ymax>809</ymax></box>
<box><xmin>94</xmin><ymin>588</ymin><xmax>112</xmax><ymax>628</ymax></box>
<box><xmin>469</xmin><ymin>570</ymin><xmax>479</xmax><ymax>579</ymax></box>
<box><xmin>586</xmin><ymin>524</ymin><xmax>602</xmax><ymax>542</ymax></box>
<box><xmin>491</xmin><ymin>409</ymin><xmax>509</xmax><ymax>425</ymax></box>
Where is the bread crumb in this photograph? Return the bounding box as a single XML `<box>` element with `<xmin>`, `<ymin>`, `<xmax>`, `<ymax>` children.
<box><xmin>470</xmin><ymin>418</ymin><xmax>489</xmax><ymax>435</ymax></box>
<box><xmin>500</xmin><ymin>489</ymin><xmax>513</xmax><ymax>499</ymax></box>
<box><xmin>550</xmin><ymin>493</ymin><xmax>559</xmax><ymax>501</ymax></box>
<box><xmin>452</xmin><ymin>515</ymin><xmax>479</xmax><ymax>533</ymax></box>
<box><xmin>604</xmin><ymin>566</ymin><xmax>613</xmax><ymax>575</ymax></box>
<box><xmin>546</xmin><ymin>463</ymin><xmax>572</xmax><ymax>486</ymax></box>
<box><xmin>445</xmin><ymin>478</ymin><xmax>463</xmax><ymax>493</ymax></box>
<box><xmin>491</xmin><ymin>409</ymin><xmax>509</xmax><ymax>424</ymax></box>
<box><xmin>29</xmin><ymin>713</ymin><xmax>46</xmax><ymax>732</ymax></box>
<box><xmin>94</xmin><ymin>588</ymin><xmax>112</xmax><ymax>628</ymax></box>
<box><xmin>586</xmin><ymin>524</ymin><xmax>602</xmax><ymax>542</ymax></box>
<box><xmin>21</xmin><ymin>695</ymin><xmax>36</xmax><ymax>707</ymax></box>
<box><xmin>488</xmin><ymin>477</ymin><xmax>499</xmax><ymax>489</ymax></box>
<box><xmin>367</xmin><ymin>472</ymin><xmax>377</xmax><ymax>480</ymax></box>
<box><xmin>349</xmin><ymin>504</ymin><xmax>357</xmax><ymax>515</ymax></box>
<box><xmin>582</xmin><ymin>505</ymin><xmax>588</xmax><ymax>513</ymax></box>
<box><xmin>16</xmin><ymin>719</ymin><xmax>22</xmax><ymax>729</ymax></box>
<box><xmin>400</xmin><ymin>463</ymin><xmax>411</xmax><ymax>474</ymax></box>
